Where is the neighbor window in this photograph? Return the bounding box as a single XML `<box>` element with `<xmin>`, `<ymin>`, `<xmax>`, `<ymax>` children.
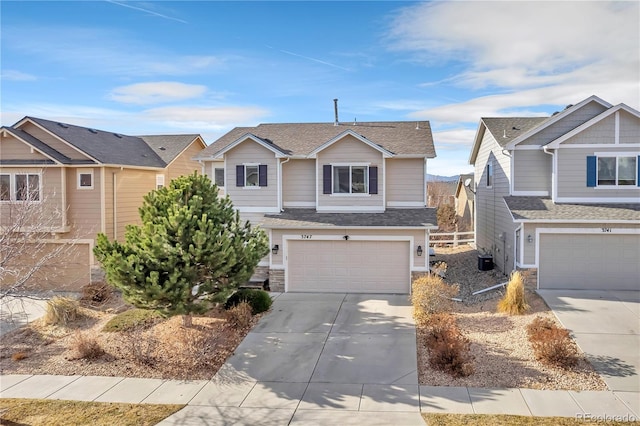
<box><xmin>78</xmin><ymin>169</ymin><xmax>94</xmax><ymax>189</ymax></box>
<box><xmin>0</xmin><ymin>174</ymin><xmax>10</xmax><ymax>201</ymax></box>
<box><xmin>15</xmin><ymin>174</ymin><xmax>40</xmax><ymax>201</ymax></box>
<box><xmin>156</xmin><ymin>174</ymin><xmax>165</xmax><ymax>189</ymax></box>
<box><xmin>597</xmin><ymin>156</ymin><xmax>637</xmax><ymax>186</ymax></box>
<box><xmin>214</xmin><ymin>168</ymin><xmax>225</xmax><ymax>187</ymax></box>
<box><xmin>245</xmin><ymin>165</ymin><xmax>259</xmax><ymax>187</ymax></box>
<box><xmin>486</xmin><ymin>161</ymin><xmax>493</xmax><ymax>187</ymax></box>
<box><xmin>332</xmin><ymin>166</ymin><xmax>368</xmax><ymax>194</ymax></box>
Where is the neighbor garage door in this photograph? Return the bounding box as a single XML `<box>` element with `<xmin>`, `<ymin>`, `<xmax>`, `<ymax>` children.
<box><xmin>287</xmin><ymin>240</ymin><xmax>410</xmax><ymax>293</ymax></box>
<box><xmin>539</xmin><ymin>233</ymin><xmax>640</xmax><ymax>290</ymax></box>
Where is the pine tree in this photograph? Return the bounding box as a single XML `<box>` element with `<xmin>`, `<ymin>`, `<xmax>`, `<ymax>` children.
<box><xmin>94</xmin><ymin>172</ymin><xmax>269</xmax><ymax>326</ymax></box>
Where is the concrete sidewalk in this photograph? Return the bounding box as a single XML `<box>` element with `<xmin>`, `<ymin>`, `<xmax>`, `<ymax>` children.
<box><xmin>1</xmin><ymin>374</ymin><xmax>639</xmax><ymax>424</ymax></box>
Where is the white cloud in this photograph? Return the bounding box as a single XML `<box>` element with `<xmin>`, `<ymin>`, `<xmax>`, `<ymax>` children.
<box><xmin>109</xmin><ymin>82</ymin><xmax>208</xmax><ymax>105</ymax></box>
<box><xmin>141</xmin><ymin>105</ymin><xmax>270</xmax><ymax>132</ymax></box>
<box><xmin>433</xmin><ymin>128</ymin><xmax>478</xmax><ymax>151</ymax></box>
<box><xmin>1</xmin><ymin>70</ymin><xmax>37</xmax><ymax>81</ymax></box>
<box><xmin>387</xmin><ymin>1</ymin><xmax>639</xmax><ymax>121</ymax></box>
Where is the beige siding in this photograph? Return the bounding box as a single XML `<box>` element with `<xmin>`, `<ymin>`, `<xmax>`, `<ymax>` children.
<box><xmin>316</xmin><ymin>135</ymin><xmax>384</xmax><ymax>210</ymax></box>
<box><xmin>556</xmin><ymin>147</ymin><xmax>640</xmax><ymax>199</ymax></box>
<box><xmin>103</xmin><ymin>168</ymin><xmax>115</xmax><ymax>239</ymax></box>
<box><xmin>18</xmin><ymin>122</ymin><xmax>92</xmax><ymax>160</ymax></box>
<box><xmin>455</xmin><ymin>189</ymin><xmax>474</xmax><ymax>232</ymax></box>
<box><xmin>0</xmin><ymin>241</ymin><xmax>91</xmax><ymax>292</ymax></box>
<box><xmin>66</xmin><ymin>167</ymin><xmax>102</xmax><ymax>239</ymax></box>
<box><xmin>519</xmin><ymin>102</ymin><xmax>608</xmax><ymax>146</ymax></box>
<box><xmin>112</xmin><ymin>169</ymin><xmax>156</xmax><ymax>240</ymax></box>
<box><xmin>225</xmin><ymin>142</ymin><xmax>278</xmax><ymax>209</ymax></box>
<box><xmin>166</xmin><ymin>140</ymin><xmax>204</xmax><ymax>182</ymax></box>
<box><xmin>619</xmin><ymin>110</ymin><xmax>640</xmax><ymax>144</ymax></box>
<box><xmin>282</xmin><ymin>159</ymin><xmax>315</xmax><ymax>207</ymax></box>
<box><xmin>0</xmin><ymin>167</ymin><xmax>66</xmax><ymax>231</ymax></box>
<box><xmin>386</xmin><ymin>158</ymin><xmax>425</xmax><ymax>205</ymax></box>
<box><xmin>203</xmin><ymin>161</ymin><xmax>226</xmax><ymax>196</ymax></box>
<box><xmin>512</xmin><ymin>150</ymin><xmax>551</xmax><ymax>193</ymax></box>
<box><xmin>474</xmin><ymin>129</ymin><xmax>517</xmax><ymax>273</ymax></box>
<box><xmin>0</xmin><ymin>135</ymin><xmax>50</xmax><ymax>160</ymax></box>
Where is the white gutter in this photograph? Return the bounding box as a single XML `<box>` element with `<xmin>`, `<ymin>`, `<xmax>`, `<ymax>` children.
<box><xmin>543</xmin><ymin>146</ymin><xmax>555</xmax><ymax>201</ymax></box>
<box><xmin>278</xmin><ymin>157</ymin><xmax>290</xmax><ymax>212</ymax></box>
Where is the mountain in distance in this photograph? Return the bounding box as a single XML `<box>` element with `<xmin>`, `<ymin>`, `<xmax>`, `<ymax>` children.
<box><xmin>426</xmin><ymin>173</ymin><xmax>459</xmax><ymax>182</ymax></box>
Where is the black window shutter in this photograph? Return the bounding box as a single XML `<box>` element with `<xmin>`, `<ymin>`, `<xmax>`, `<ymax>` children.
<box><xmin>369</xmin><ymin>166</ymin><xmax>378</xmax><ymax>194</ymax></box>
<box><xmin>586</xmin><ymin>156</ymin><xmax>596</xmax><ymax>187</ymax></box>
<box><xmin>259</xmin><ymin>164</ymin><xmax>268</xmax><ymax>187</ymax></box>
<box><xmin>637</xmin><ymin>156</ymin><xmax>640</xmax><ymax>187</ymax></box>
<box><xmin>236</xmin><ymin>165</ymin><xmax>244</xmax><ymax>187</ymax></box>
<box><xmin>323</xmin><ymin>165</ymin><xmax>332</xmax><ymax>194</ymax></box>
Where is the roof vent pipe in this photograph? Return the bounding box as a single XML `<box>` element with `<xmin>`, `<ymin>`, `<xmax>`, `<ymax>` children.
<box><xmin>333</xmin><ymin>98</ymin><xmax>339</xmax><ymax>126</ymax></box>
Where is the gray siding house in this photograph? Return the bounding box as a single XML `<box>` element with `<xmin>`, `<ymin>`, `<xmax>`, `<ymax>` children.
<box><xmin>469</xmin><ymin>96</ymin><xmax>640</xmax><ymax>290</ymax></box>
<box><xmin>195</xmin><ymin>120</ymin><xmax>438</xmax><ymax>293</ymax></box>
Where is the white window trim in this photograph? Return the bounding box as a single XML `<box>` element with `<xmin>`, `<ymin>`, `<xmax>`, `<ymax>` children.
<box><xmin>594</xmin><ymin>153</ymin><xmax>637</xmax><ymax>188</ymax></box>
<box><xmin>486</xmin><ymin>161</ymin><xmax>493</xmax><ymax>188</ymax></box>
<box><xmin>1</xmin><ymin>173</ymin><xmax>42</xmax><ymax>202</ymax></box>
<box><xmin>214</xmin><ymin>167</ymin><xmax>225</xmax><ymax>188</ymax></box>
<box><xmin>331</xmin><ymin>164</ymin><xmax>370</xmax><ymax>195</ymax></box>
<box><xmin>155</xmin><ymin>174</ymin><xmax>165</xmax><ymax>189</ymax></box>
<box><xmin>242</xmin><ymin>163</ymin><xmax>261</xmax><ymax>189</ymax></box>
<box><xmin>77</xmin><ymin>169</ymin><xmax>94</xmax><ymax>190</ymax></box>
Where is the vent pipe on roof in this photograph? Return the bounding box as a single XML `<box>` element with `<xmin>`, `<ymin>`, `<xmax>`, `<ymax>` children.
<box><xmin>503</xmin><ymin>129</ymin><xmax>507</xmax><ymax>138</ymax></box>
<box><xmin>333</xmin><ymin>98</ymin><xmax>339</xmax><ymax>126</ymax></box>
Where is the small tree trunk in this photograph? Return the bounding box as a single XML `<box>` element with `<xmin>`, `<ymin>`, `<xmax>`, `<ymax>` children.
<box><xmin>182</xmin><ymin>314</ymin><xmax>193</xmax><ymax>327</ymax></box>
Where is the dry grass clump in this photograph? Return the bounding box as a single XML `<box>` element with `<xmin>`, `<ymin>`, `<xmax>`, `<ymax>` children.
<box><xmin>424</xmin><ymin>313</ymin><xmax>474</xmax><ymax>378</ymax></box>
<box><xmin>44</xmin><ymin>297</ymin><xmax>80</xmax><ymax>325</ymax></box>
<box><xmin>527</xmin><ymin>316</ymin><xmax>578</xmax><ymax>368</ymax></box>
<box><xmin>11</xmin><ymin>351</ymin><xmax>29</xmax><ymax>361</ymax></box>
<box><xmin>225</xmin><ymin>301</ymin><xmax>253</xmax><ymax>330</ymax></box>
<box><xmin>69</xmin><ymin>330</ymin><xmax>104</xmax><ymax>360</ymax></box>
<box><xmin>497</xmin><ymin>271</ymin><xmax>529</xmax><ymax>315</ymax></box>
<box><xmin>412</xmin><ymin>273</ymin><xmax>459</xmax><ymax>324</ymax></box>
<box><xmin>80</xmin><ymin>281</ymin><xmax>114</xmax><ymax>307</ymax></box>
<box><xmin>102</xmin><ymin>308</ymin><xmax>164</xmax><ymax>332</ymax></box>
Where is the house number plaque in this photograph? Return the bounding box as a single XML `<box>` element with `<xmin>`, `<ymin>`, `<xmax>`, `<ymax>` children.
<box><xmin>301</xmin><ymin>234</ymin><xmax>312</xmax><ymax>239</ymax></box>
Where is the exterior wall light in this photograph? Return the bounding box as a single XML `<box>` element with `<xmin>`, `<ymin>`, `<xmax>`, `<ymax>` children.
<box><xmin>272</xmin><ymin>244</ymin><xmax>279</xmax><ymax>255</ymax></box>
<box><xmin>417</xmin><ymin>245</ymin><xmax>423</xmax><ymax>256</ymax></box>
<box><xmin>527</xmin><ymin>235</ymin><xmax>533</xmax><ymax>243</ymax></box>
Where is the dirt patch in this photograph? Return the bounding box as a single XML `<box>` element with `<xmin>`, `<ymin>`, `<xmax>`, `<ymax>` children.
<box><xmin>0</xmin><ymin>292</ymin><xmax>259</xmax><ymax>380</ymax></box>
<box><xmin>417</xmin><ymin>245</ymin><xmax>607</xmax><ymax>390</ymax></box>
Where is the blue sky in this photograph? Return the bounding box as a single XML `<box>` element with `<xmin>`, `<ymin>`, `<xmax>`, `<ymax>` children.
<box><xmin>1</xmin><ymin>1</ymin><xmax>638</xmax><ymax>175</ymax></box>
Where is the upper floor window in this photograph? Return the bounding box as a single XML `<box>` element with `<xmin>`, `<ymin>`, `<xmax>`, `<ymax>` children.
<box><xmin>156</xmin><ymin>174</ymin><xmax>165</xmax><ymax>189</ymax></box>
<box><xmin>236</xmin><ymin>164</ymin><xmax>267</xmax><ymax>188</ymax></box>
<box><xmin>214</xmin><ymin>168</ymin><xmax>225</xmax><ymax>187</ymax></box>
<box><xmin>486</xmin><ymin>161</ymin><xmax>493</xmax><ymax>188</ymax></box>
<box><xmin>77</xmin><ymin>169</ymin><xmax>94</xmax><ymax>189</ymax></box>
<box><xmin>1</xmin><ymin>173</ymin><xmax>41</xmax><ymax>202</ymax></box>
<box><xmin>323</xmin><ymin>164</ymin><xmax>378</xmax><ymax>195</ymax></box>
<box><xmin>588</xmin><ymin>155</ymin><xmax>638</xmax><ymax>187</ymax></box>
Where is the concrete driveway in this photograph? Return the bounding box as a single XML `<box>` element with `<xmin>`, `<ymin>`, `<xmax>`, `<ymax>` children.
<box><xmin>161</xmin><ymin>292</ymin><xmax>424</xmax><ymax>425</ymax></box>
<box><xmin>538</xmin><ymin>290</ymin><xmax>640</xmax><ymax>392</ymax></box>
<box><xmin>0</xmin><ymin>296</ymin><xmax>47</xmax><ymax>337</ymax></box>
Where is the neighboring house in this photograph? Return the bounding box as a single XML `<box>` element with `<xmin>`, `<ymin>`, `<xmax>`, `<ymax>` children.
<box><xmin>194</xmin><ymin>120</ymin><xmax>438</xmax><ymax>293</ymax></box>
<box><xmin>0</xmin><ymin>116</ymin><xmax>206</xmax><ymax>291</ymax></box>
<box><xmin>426</xmin><ymin>180</ymin><xmax>456</xmax><ymax>208</ymax></box>
<box><xmin>454</xmin><ymin>173</ymin><xmax>474</xmax><ymax>232</ymax></box>
<box><xmin>469</xmin><ymin>95</ymin><xmax>640</xmax><ymax>290</ymax></box>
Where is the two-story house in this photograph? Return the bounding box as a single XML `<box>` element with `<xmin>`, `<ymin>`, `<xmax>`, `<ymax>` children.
<box><xmin>469</xmin><ymin>96</ymin><xmax>640</xmax><ymax>290</ymax></box>
<box><xmin>194</xmin><ymin>120</ymin><xmax>438</xmax><ymax>293</ymax></box>
<box><xmin>0</xmin><ymin>117</ymin><xmax>206</xmax><ymax>291</ymax></box>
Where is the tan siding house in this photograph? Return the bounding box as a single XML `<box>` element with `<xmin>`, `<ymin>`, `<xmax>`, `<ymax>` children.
<box><xmin>469</xmin><ymin>96</ymin><xmax>640</xmax><ymax>291</ymax></box>
<box><xmin>0</xmin><ymin>117</ymin><xmax>206</xmax><ymax>292</ymax></box>
<box><xmin>195</xmin><ymin>119</ymin><xmax>438</xmax><ymax>293</ymax></box>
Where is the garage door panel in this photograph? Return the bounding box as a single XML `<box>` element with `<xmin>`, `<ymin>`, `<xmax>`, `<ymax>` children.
<box><xmin>287</xmin><ymin>240</ymin><xmax>410</xmax><ymax>293</ymax></box>
<box><xmin>539</xmin><ymin>234</ymin><xmax>640</xmax><ymax>290</ymax></box>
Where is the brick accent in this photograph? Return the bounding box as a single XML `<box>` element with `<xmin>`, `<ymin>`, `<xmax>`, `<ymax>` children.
<box><xmin>517</xmin><ymin>267</ymin><xmax>538</xmax><ymax>290</ymax></box>
<box><xmin>90</xmin><ymin>267</ymin><xmax>105</xmax><ymax>284</ymax></box>
<box><xmin>411</xmin><ymin>271</ymin><xmax>430</xmax><ymax>283</ymax></box>
<box><xmin>269</xmin><ymin>269</ymin><xmax>285</xmax><ymax>292</ymax></box>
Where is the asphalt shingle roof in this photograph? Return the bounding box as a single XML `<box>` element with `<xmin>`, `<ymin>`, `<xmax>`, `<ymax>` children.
<box><xmin>482</xmin><ymin>117</ymin><xmax>548</xmax><ymax>148</ymax></box>
<box><xmin>504</xmin><ymin>196</ymin><xmax>640</xmax><ymax>222</ymax></box>
<box><xmin>196</xmin><ymin>121</ymin><xmax>436</xmax><ymax>159</ymax></box>
<box><xmin>21</xmin><ymin>117</ymin><xmax>201</xmax><ymax>168</ymax></box>
<box><xmin>261</xmin><ymin>208</ymin><xmax>438</xmax><ymax>228</ymax></box>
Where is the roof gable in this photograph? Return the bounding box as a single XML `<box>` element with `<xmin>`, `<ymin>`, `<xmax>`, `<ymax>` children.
<box><xmin>196</xmin><ymin>121</ymin><xmax>436</xmax><ymax>160</ymax></box>
<box><xmin>469</xmin><ymin>117</ymin><xmax>546</xmax><ymax>164</ymax></box>
<box><xmin>140</xmin><ymin>134</ymin><xmax>206</xmax><ymax>166</ymax></box>
<box><xmin>546</xmin><ymin>103</ymin><xmax>640</xmax><ymax>148</ymax></box>
<box><xmin>204</xmin><ymin>133</ymin><xmax>291</xmax><ymax>160</ymax></box>
<box><xmin>307</xmin><ymin>129</ymin><xmax>394</xmax><ymax>158</ymax></box>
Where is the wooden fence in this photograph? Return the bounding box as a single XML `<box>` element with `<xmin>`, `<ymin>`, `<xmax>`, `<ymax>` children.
<box><xmin>429</xmin><ymin>231</ymin><xmax>475</xmax><ymax>247</ymax></box>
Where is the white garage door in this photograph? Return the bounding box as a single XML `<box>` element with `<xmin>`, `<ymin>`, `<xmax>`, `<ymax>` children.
<box><xmin>539</xmin><ymin>233</ymin><xmax>640</xmax><ymax>290</ymax></box>
<box><xmin>287</xmin><ymin>240</ymin><xmax>410</xmax><ymax>293</ymax></box>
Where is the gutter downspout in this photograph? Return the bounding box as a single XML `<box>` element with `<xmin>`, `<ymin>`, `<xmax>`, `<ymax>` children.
<box><xmin>543</xmin><ymin>146</ymin><xmax>555</xmax><ymax>201</ymax></box>
<box><xmin>278</xmin><ymin>157</ymin><xmax>290</xmax><ymax>212</ymax></box>
<box><xmin>514</xmin><ymin>223</ymin><xmax>522</xmax><ymax>270</ymax></box>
